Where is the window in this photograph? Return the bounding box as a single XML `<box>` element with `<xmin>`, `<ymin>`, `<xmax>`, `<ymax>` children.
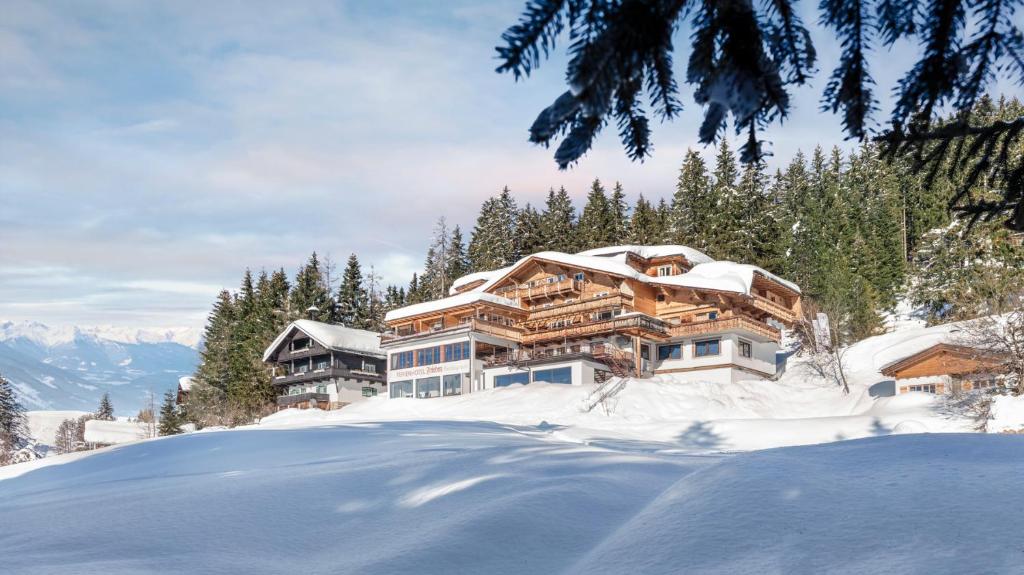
<box><xmin>640</xmin><ymin>345</ymin><xmax>650</xmax><ymax>360</ymax></box>
<box><xmin>289</xmin><ymin>386</ymin><xmax>302</xmax><ymax>396</ymax></box>
<box><xmin>315</xmin><ymin>358</ymin><xmax>329</xmax><ymax>370</ymax></box>
<box><xmin>739</xmin><ymin>340</ymin><xmax>752</xmax><ymax>358</ymax></box>
<box><xmin>656</xmin><ymin>294</ymin><xmax>666</xmax><ymax>302</ymax></box>
<box><xmin>362</xmin><ymin>387</ymin><xmax>377</xmax><ymax>397</ymax></box>
<box><xmin>390</xmin><ymin>380</ymin><xmax>413</xmax><ymax>398</ymax></box>
<box><xmin>533</xmin><ymin>367</ymin><xmax>572</xmax><ymax>384</ymax></box>
<box><xmin>658</xmin><ymin>344</ymin><xmax>682</xmax><ymax>360</ymax></box>
<box><xmin>574</xmin><ymin>272</ymin><xmax>585</xmax><ymax>282</ymax></box>
<box><xmin>443</xmin><ymin>341</ymin><xmax>470</xmax><ymax>362</ymax></box>
<box><xmin>694</xmin><ymin>339</ymin><xmax>721</xmax><ymax>357</ymax></box>
<box><xmin>416</xmin><ymin>346</ymin><xmax>441</xmax><ymax>366</ymax></box>
<box><xmin>361</xmin><ymin>361</ymin><xmax>377</xmax><ymax>373</ymax></box>
<box><xmin>391</xmin><ymin>351</ymin><xmax>413</xmax><ymax>370</ymax></box>
<box><xmin>657</xmin><ymin>265</ymin><xmax>673</xmax><ymax>276</ymax></box>
<box><xmin>416</xmin><ymin>377</ymin><xmax>441</xmax><ymax>398</ymax></box>
<box><xmin>909</xmin><ymin>384</ymin><xmax>937</xmax><ymax>394</ymax></box>
<box><xmin>495</xmin><ymin>372</ymin><xmax>530</xmax><ymax>387</ymax></box>
<box><xmin>443</xmin><ymin>374</ymin><xmax>463</xmax><ymax>396</ymax></box>
<box><xmin>593</xmin><ymin>291</ymin><xmax>609</xmax><ymax>298</ymax></box>
<box><xmin>594</xmin><ymin>308</ymin><xmax>621</xmax><ymax>321</ymax></box>
<box><xmin>316</xmin><ymin>385</ymin><xmax>327</xmax><ymax>394</ymax></box>
<box><xmin>295</xmin><ymin>361</ymin><xmax>310</xmax><ymax>374</ymax></box>
<box><xmin>292</xmin><ymin>338</ymin><xmax>311</xmax><ymax>351</ymax></box>
<box><xmin>708</xmin><ymin>311</ymin><xmax>718</xmax><ymax>320</ymax></box>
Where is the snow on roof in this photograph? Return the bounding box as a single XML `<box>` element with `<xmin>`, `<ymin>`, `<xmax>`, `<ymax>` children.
<box><xmin>384</xmin><ymin>292</ymin><xmax>522</xmax><ymax>323</ymax></box>
<box><xmin>576</xmin><ymin>244</ymin><xmax>714</xmax><ymax>264</ymax></box>
<box><xmin>652</xmin><ymin>261</ymin><xmax>802</xmax><ymax>295</ymax></box>
<box><xmin>449</xmin><ymin>266</ymin><xmax>512</xmax><ymax>295</ymax></box>
<box><xmin>178</xmin><ymin>376</ymin><xmax>193</xmax><ymax>392</ymax></box>
<box><xmin>262</xmin><ymin>320</ymin><xmax>384</xmax><ymax>362</ymax></box>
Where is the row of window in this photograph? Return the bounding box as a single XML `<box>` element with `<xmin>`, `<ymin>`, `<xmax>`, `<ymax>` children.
<box><xmin>494</xmin><ymin>366</ymin><xmax>572</xmax><ymax>387</ymax></box>
<box><xmin>289</xmin><ymin>356</ymin><xmax>377</xmax><ymax>374</ymax></box>
<box><xmin>390</xmin><ymin>374</ymin><xmax>464</xmax><ymax>398</ymax></box>
<box><xmin>656</xmin><ymin>339</ymin><xmax>752</xmax><ymax>360</ymax></box>
<box><xmin>390</xmin><ymin>341</ymin><xmax>472</xmax><ymax>370</ymax></box>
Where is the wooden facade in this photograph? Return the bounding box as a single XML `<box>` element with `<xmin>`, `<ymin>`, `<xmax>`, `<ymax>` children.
<box><xmin>881</xmin><ymin>343</ymin><xmax>1006</xmax><ymax>394</ymax></box>
<box><xmin>384</xmin><ymin>248</ymin><xmax>800</xmax><ymax>381</ymax></box>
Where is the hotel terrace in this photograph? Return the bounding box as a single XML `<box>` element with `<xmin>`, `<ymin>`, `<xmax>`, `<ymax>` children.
<box><xmin>380</xmin><ymin>245</ymin><xmax>802</xmax><ymax>399</ymax></box>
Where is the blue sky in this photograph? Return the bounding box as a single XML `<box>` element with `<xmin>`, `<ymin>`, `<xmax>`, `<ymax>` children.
<box><xmin>1</xmin><ymin>0</ymin><xmax>928</xmax><ymax>329</ymax></box>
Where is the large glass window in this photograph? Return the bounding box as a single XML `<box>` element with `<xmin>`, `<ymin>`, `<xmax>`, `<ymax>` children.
<box><xmin>444</xmin><ymin>341</ymin><xmax>470</xmax><ymax>362</ymax></box>
<box><xmin>362</xmin><ymin>387</ymin><xmax>377</xmax><ymax>397</ymax></box>
<box><xmin>694</xmin><ymin>339</ymin><xmax>720</xmax><ymax>357</ymax></box>
<box><xmin>416</xmin><ymin>347</ymin><xmax>441</xmax><ymax>366</ymax></box>
<box><xmin>532</xmin><ymin>367</ymin><xmax>572</xmax><ymax>384</ymax></box>
<box><xmin>495</xmin><ymin>372</ymin><xmax>530</xmax><ymax>387</ymax></box>
<box><xmin>658</xmin><ymin>344</ymin><xmax>682</xmax><ymax>360</ymax></box>
<box><xmin>443</xmin><ymin>374</ymin><xmax>463</xmax><ymax>396</ymax></box>
<box><xmin>390</xmin><ymin>380</ymin><xmax>413</xmax><ymax>398</ymax></box>
<box><xmin>416</xmin><ymin>377</ymin><xmax>441</xmax><ymax>398</ymax></box>
<box><xmin>391</xmin><ymin>351</ymin><xmax>413</xmax><ymax>370</ymax></box>
<box><xmin>315</xmin><ymin>357</ymin><xmax>330</xmax><ymax>370</ymax></box>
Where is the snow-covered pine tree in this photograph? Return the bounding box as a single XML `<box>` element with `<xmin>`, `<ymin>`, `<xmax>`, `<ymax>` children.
<box><xmin>158</xmin><ymin>390</ymin><xmax>183</xmax><ymax>436</ymax></box>
<box><xmin>96</xmin><ymin>392</ymin><xmax>115</xmax><ymax>421</ymax></box>
<box><xmin>447</xmin><ymin>225</ymin><xmax>469</xmax><ymax>283</ymax></box>
<box><xmin>608</xmin><ymin>182</ymin><xmax>629</xmax><ymax>244</ymax></box>
<box><xmin>0</xmin><ymin>372</ymin><xmax>30</xmax><ymax>465</ymax></box>
<box><xmin>516</xmin><ymin>203</ymin><xmax>545</xmax><ymax>256</ymax></box>
<box><xmin>578</xmin><ymin>179</ymin><xmax>615</xmax><ymax>250</ymax></box>
<box><xmin>468</xmin><ymin>187</ymin><xmax>519</xmax><ymax>271</ymax></box>
<box><xmin>670</xmin><ymin>150</ymin><xmax>713</xmax><ymax>250</ymax></box>
<box><xmin>626</xmin><ymin>194</ymin><xmax>660</xmax><ymax>244</ymax></box>
<box><xmin>289</xmin><ymin>253</ymin><xmax>331</xmax><ymax>321</ymax></box>
<box><xmin>541</xmin><ymin>187</ymin><xmax>577</xmax><ymax>253</ymax></box>
<box><xmin>336</xmin><ymin>254</ymin><xmax>369</xmax><ymax>328</ymax></box>
<box><xmin>709</xmin><ymin>139</ymin><xmax>741</xmax><ymax>260</ymax></box>
<box><xmin>733</xmin><ymin>160</ymin><xmax>779</xmax><ymax>268</ymax></box>
<box><xmin>655</xmin><ymin>198</ymin><xmax>672</xmax><ymax>243</ymax></box>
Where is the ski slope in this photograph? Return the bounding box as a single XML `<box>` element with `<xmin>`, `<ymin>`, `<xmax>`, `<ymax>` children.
<box><xmin>1</xmin><ymin>423</ymin><xmax>1021</xmax><ymax>574</ymax></box>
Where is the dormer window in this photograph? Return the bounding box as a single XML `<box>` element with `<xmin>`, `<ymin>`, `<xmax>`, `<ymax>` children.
<box><xmin>657</xmin><ymin>265</ymin><xmax>673</xmax><ymax>277</ymax></box>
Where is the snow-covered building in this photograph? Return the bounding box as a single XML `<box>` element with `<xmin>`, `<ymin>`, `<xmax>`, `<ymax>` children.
<box><xmin>263</xmin><ymin>320</ymin><xmax>387</xmax><ymax>410</ymax></box>
<box><xmin>381</xmin><ymin>245</ymin><xmax>801</xmax><ymax>398</ymax></box>
<box><xmin>880</xmin><ymin>343</ymin><xmax>1006</xmax><ymax>394</ymax></box>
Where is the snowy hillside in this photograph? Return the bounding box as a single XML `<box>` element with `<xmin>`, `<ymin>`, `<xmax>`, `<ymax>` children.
<box><xmin>1</xmin><ymin>422</ymin><xmax>1020</xmax><ymax>574</ymax></box>
<box><xmin>0</xmin><ymin>320</ymin><xmax>200</xmax><ymax>414</ymax></box>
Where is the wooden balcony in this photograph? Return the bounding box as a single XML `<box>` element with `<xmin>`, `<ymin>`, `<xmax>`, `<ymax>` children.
<box><xmin>752</xmin><ymin>295</ymin><xmax>797</xmax><ymax>324</ymax></box>
<box><xmin>525</xmin><ymin>294</ymin><xmax>630</xmax><ymax>323</ymax></box>
<box><xmin>497</xmin><ymin>278</ymin><xmax>583</xmax><ymax>302</ymax></box>
<box><xmin>522</xmin><ymin>314</ymin><xmax>668</xmax><ymax>345</ymax></box>
<box><xmin>271</xmin><ymin>366</ymin><xmax>383</xmax><ymax>386</ymax></box>
<box><xmin>667</xmin><ymin>316</ymin><xmax>781</xmax><ymax>342</ymax></box>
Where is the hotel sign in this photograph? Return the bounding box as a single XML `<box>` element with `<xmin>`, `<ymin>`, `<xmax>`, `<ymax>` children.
<box><xmin>389</xmin><ymin>360</ymin><xmax>470</xmax><ymax>382</ymax></box>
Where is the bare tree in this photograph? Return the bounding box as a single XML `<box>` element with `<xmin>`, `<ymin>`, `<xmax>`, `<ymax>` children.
<box><xmin>955</xmin><ymin>305</ymin><xmax>1024</xmax><ymax>395</ymax></box>
<box><xmin>138</xmin><ymin>390</ymin><xmax>157</xmax><ymax>439</ymax></box>
<box><xmin>795</xmin><ymin>299</ymin><xmax>852</xmax><ymax>394</ymax></box>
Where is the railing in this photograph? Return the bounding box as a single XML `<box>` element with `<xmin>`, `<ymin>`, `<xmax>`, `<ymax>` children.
<box><xmin>381</xmin><ymin>318</ymin><xmax>523</xmax><ymax>344</ymax></box>
<box><xmin>483</xmin><ymin>342</ymin><xmax>636</xmax><ymax>369</ymax></box>
<box><xmin>272</xmin><ymin>365</ymin><xmax>383</xmax><ymax>385</ymax></box>
<box><xmin>521</xmin><ymin>314</ymin><xmax>668</xmax><ymax>345</ymax></box>
<box><xmin>752</xmin><ymin>295</ymin><xmax>796</xmax><ymax>323</ymax></box>
<box><xmin>514</xmin><ymin>278</ymin><xmax>583</xmax><ymax>301</ymax></box>
<box><xmin>276</xmin><ymin>392</ymin><xmax>330</xmax><ymax>407</ymax></box>
<box><xmin>525</xmin><ymin>294</ymin><xmax>630</xmax><ymax>323</ymax></box>
<box><xmin>667</xmin><ymin>316</ymin><xmax>781</xmax><ymax>342</ymax></box>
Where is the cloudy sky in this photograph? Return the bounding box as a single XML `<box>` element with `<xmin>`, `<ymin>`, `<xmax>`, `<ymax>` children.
<box><xmin>2</xmin><ymin>0</ymin><xmax>924</xmax><ymax>330</ymax></box>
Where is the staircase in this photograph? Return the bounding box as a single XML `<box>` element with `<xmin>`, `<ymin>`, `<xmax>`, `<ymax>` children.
<box><xmin>592</xmin><ymin>344</ymin><xmax>637</xmax><ymax>379</ymax></box>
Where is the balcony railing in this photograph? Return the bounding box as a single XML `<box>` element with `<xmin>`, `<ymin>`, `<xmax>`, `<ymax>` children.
<box><xmin>667</xmin><ymin>316</ymin><xmax>781</xmax><ymax>342</ymax></box>
<box><xmin>272</xmin><ymin>365</ymin><xmax>383</xmax><ymax>385</ymax></box>
<box><xmin>521</xmin><ymin>314</ymin><xmax>668</xmax><ymax>345</ymax></box>
<box><xmin>483</xmin><ymin>342</ymin><xmax>635</xmax><ymax>369</ymax></box>
<box><xmin>525</xmin><ymin>294</ymin><xmax>630</xmax><ymax>323</ymax></box>
<box><xmin>751</xmin><ymin>295</ymin><xmax>796</xmax><ymax>323</ymax></box>
<box><xmin>381</xmin><ymin>318</ymin><xmax>523</xmax><ymax>344</ymax></box>
<box><xmin>276</xmin><ymin>392</ymin><xmax>330</xmax><ymax>407</ymax></box>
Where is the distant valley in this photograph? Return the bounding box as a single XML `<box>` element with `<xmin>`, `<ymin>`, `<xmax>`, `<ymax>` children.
<box><xmin>0</xmin><ymin>321</ymin><xmax>200</xmax><ymax>415</ymax></box>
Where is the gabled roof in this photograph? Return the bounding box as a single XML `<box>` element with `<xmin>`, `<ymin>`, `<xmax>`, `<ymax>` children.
<box><xmin>576</xmin><ymin>244</ymin><xmax>714</xmax><ymax>264</ymax></box>
<box><xmin>879</xmin><ymin>343</ymin><xmax>1003</xmax><ymax>378</ymax></box>
<box><xmin>262</xmin><ymin>320</ymin><xmax>384</xmax><ymax>362</ymax></box>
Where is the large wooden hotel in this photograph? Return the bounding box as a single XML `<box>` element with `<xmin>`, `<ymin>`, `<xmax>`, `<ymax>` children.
<box><xmin>381</xmin><ymin>245</ymin><xmax>802</xmax><ymax>399</ymax></box>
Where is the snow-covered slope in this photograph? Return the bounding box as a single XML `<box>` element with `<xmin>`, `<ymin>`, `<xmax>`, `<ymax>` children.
<box><xmin>0</xmin><ymin>423</ymin><xmax>1020</xmax><ymax>574</ymax></box>
<box><xmin>0</xmin><ymin>320</ymin><xmax>200</xmax><ymax>414</ymax></box>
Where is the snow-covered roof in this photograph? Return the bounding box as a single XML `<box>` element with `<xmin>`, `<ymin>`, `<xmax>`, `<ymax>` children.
<box><xmin>262</xmin><ymin>320</ymin><xmax>384</xmax><ymax>362</ymax></box>
<box><xmin>449</xmin><ymin>266</ymin><xmax>512</xmax><ymax>295</ymax></box>
<box><xmin>576</xmin><ymin>244</ymin><xmax>714</xmax><ymax>264</ymax></box>
<box><xmin>384</xmin><ymin>292</ymin><xmax>522</xmax><ymax>323</ymax></box>
<box><xmin>651</xmin><ymin>261</ymin><xmax>802</xmax><ymax>295</ymax></box>
<box><xmin>178</xmin><ymin>376</ymin><xmax>193</xmax><ymax>392</ymax></box>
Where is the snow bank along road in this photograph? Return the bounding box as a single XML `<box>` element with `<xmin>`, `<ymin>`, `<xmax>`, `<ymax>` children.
<box><xmin>1</xmin><ymin>422</ymin><xmax>1022</xmax><ymax>574</ymax></box>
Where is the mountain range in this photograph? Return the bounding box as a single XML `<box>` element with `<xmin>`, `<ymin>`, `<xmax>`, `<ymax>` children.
<box><xmin>0</xmin><ymin>321</ymin><xmax>201</xmax><ymax>415</ymax></box>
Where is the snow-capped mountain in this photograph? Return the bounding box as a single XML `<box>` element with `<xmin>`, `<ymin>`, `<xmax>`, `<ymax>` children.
<box><xmin>0</xmin><ymin>320</ymin><xmax>201</xmax><ymax>415</ymax></box>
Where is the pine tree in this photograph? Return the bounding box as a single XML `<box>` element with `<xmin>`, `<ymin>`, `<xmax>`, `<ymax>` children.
<box><xmin>540</xmin><ymin>187</ymin><xmax>578</xmax><ymax>252</ymax></box>
<box><xmin>0</xmin><ymin>372</ymin><xmax>29</xmax><ymax>465</ymax></box>
<box><xmin>227</xmin><ymin>269</ymin><xmax>274</xmax><ymax>423</ymax></box>
<box><xmin>363</xmin><ymin>265</ymin><xmax>387</xmax><ymax>332</ymax></box>
<box><xmin>578</xmin><ymin>179</ymin><xmax>615</xmax><ymax>250</ymax></box>
<box><xmin>289</xmin><ymin>253</ymin><xmax>331</xmax><ymax>321</ymax></box>
<box><xmin>96</xmin><ymin>392</ymin><xmax>114</xmax><ymax>421</ymax></box>
<box><xmin>608</xmin><ymin>182</ymin><xmax>629</xmax><ymax>243</ymax></box>
<box><xmin>468</xmin><ymin>187</ymin><xmax>519</xmax><ymax>271</ymax></box>
<box><xmin>193</xmin><ymin>289</ymin><xmax>236</xmax><ymax>393</ymax></box>
<box><xmin>708</xmin><ymin>139</ymin><xmax>742</xmax><ymax>260</ymax></box>
<box><xmin>447</xmin><ymin>226</ymin><xmax>469</xmax><ymax>283</ymax></box>
<box><xmin>158</xmin><ymin>390</ymin><xmax>183</xmax><ymax>436</ymax></box>
<box><xmin>406</xmin><ymin>273</ymin><xmax>424</xmax><ymax>304</ymax></box>
<box><xmin>336</xmin><ymin>254</ymin><xmax>369</xmax><ymax>328</ymax></box>
<box><xmin>516</xmin><ymin>203</ymin><xmax>545</xmax><ymax>256</ymax></box>
<box><xmin>626</xmin><ymin>194</ymin><xmax>660</xmax><ymax>244</ymax></box>
<box><xmin>671</xmin><ymin>150</ymin><xmax>713</xmax><ymax>250</ymax></box>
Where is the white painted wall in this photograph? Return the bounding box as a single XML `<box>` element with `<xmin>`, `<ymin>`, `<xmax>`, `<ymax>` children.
<box><xmin>482</xmin><ymin>359</ymin><xmax>607</xmax><ymax>388</ymax></box>
<box><xmin>653</xmin><ymin>332</ymin><xmax>779</xmax><ymax>381</ymax></box>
